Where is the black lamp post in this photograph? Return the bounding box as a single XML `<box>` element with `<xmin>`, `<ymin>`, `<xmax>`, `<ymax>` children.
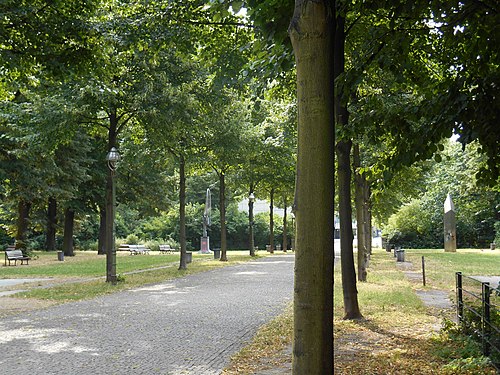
<box><xmin>105</xmin><ymin>147</ymin><xmax>120</xmax><ymax>284</ymax></box>
<box><xmin>249</xmin><ymin>192</ymin><xmax>255</xmax><ymax>256</ymax></box>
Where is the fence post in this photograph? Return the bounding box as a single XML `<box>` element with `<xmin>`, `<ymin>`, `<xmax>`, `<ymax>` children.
<box><xmin>422</xmin><ymin>256</ymin><xmax>426</xmax><ymax>287</ymax></box>
<box><xmin>483</xmin><ymin>282</ymin><xmax>491</xmax><ymax>357</ymax></box>
<box><xmin>456</xmin><ymin>272</ymin><xmax>463</xmax><ymax>324</ymax></box>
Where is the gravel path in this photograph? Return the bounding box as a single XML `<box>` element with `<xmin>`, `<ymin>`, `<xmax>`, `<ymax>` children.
<box><xmin>0</xmin><ymin>255</ymin><xmax>294</xmax><ymax>375</ymax></box>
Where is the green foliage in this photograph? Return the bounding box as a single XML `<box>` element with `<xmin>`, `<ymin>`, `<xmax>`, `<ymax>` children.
<box><xmin>382</xmin><ymin>141</ymin><xmax>499</xmax><ymax>248</ymax></box>
<box><xmin>124</xmin><ymin>234</ymin><xmax>139</xmax><ymax>245</ymax></box>
<box><xmin>495</xmin><ymin>222</ymin><xmax>500</xmax><ymax>248</ymax></box>
<box><xmin>434</xmin><ymin>319</ymin><xmax>495</xmax><ymax>374</ymax></box>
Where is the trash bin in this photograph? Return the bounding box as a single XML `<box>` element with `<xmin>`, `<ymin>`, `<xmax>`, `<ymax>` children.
<box><xmin>276</xmin><ymin>244</ymin><xmax>281</xmax><ymax>251</ymax></box>
<box><xmin>213</xmin><ymin>249</ymin><xmax>221</xmax><ymax>259</ymax></box>
<box><xmin>385</xmin><ymin>242</ymin><xmax>391</xmax><ymax>252</ymax></box>
<box><xmin>186</xmin><ymin>252</ymin><xmax>192</xmax><ymax>263</ymax></box>
<box><xmin>57</xmin><ymin>251</ymin><xmax>64</xmax><ymax>261</ymax></box>
<box><xmin>266</xmin><ymin>245</ymin><xmax>271</xmax><ymax>252</ymax></box>
<box><xmin>396</xmin><ymin>249</ymin><xmax>405</xmax><ymax>262</ymax></box>
<box><xmin>491</xmin><ymin>243</ymin><xmax>496</xmax><ymax>250</ymax></box>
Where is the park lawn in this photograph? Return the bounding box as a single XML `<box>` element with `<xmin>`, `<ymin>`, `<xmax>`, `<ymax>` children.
<box><xmin>1</xmin><ymin>250</ymin><xmax>268</xmax><ymax>302</ymax></box>
<box><xmin>403</xmin><ymin>248</ymin><xmax>499</xmax><ymax>292</ymax></box>
<box><xmin>1</xmin><ymin>251</ymin><xmax>179</xmax><ymax>278</ymax></box>
<box><xmin>224</xmin><ymin>248</ymin><xmax>498</xmax><ymax>374</ymax></box>
<box><xmin>335</xmin><ymin>248</ymin><xmax>498</xmax><ymax>374</ymax></box>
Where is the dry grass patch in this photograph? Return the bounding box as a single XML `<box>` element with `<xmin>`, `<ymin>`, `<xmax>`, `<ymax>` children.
<box><xmin>222</xmin><ymin>304</ymin><xmax>293</xmax><ymax>375</ymax></box>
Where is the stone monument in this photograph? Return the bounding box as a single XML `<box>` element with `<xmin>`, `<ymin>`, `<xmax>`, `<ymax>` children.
<box><xmin>200</xmin><ymin>188</ymin><xmax>211</xmax><ymax>254</ymax></box>
<box><xmin>444</xmin><ymin>194</ymin><xmax>457</xmax><ymax>252</ymax></box>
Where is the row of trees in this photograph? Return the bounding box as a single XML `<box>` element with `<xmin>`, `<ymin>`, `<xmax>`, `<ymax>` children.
<box><xmin>285</xmin><ymin>0</ymin><xmax>499</xmax><ymax>373</ymax></box>
<box><xmin>1</xmin><ymin>0</ymin><xmax>499</xmax><ymax>373</ymax></box>
<box><xmin>0</xmin><ymin>1</ymin><xmax>297</xmax><ymax>267</ymax></box>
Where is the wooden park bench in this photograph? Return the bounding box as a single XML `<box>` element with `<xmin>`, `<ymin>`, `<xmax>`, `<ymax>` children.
<box><xmin>128</xmin><ymin>244</ymin><xmax>150</xmax><ymax>255</ymax></box>
<box><xmin>159</xmin><ymin>244</ymin><xmax>174</xmax><ymax>254</ymax></box>
<box><xmin>4</xmin><ymin>249</ymin><xmax>31</xmax><ymax>266</ymax></box>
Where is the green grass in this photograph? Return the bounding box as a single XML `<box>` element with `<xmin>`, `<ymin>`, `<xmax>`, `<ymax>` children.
<box><xmin>0</xmin><ymin>250</ymin><xmax>256</xmax><ymax>278</ymax></box>
<box><xmin>1</xmin><ymin>250</ymin><xmax>271</xmax><ymax>302</ymax></box>
<box><xmin>403</xmin><ymin>248</ymin><xmax>499</xmax><ymax>291</ymax></box>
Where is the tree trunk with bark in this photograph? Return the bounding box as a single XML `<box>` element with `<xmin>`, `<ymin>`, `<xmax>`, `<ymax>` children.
<box><xmin>354</xmin><ymin>145</ymin><xmax>368</xmax><ymax>282</ymax></box>
<box><xmin>289</xmin><ymin>1</ymin><xmax>335</xmax><ymax>373</ymax></box>
<box><xmin>335</xmin><ymin>10</ymin><xmax>363</xmax><ymax>320</ymax></box>
<box><xmin>45</xmin><ymin>197</ymin><xmax>57</xmax><ymax>251</ymax></box>
<box><xmin>364</xmin><ymin>181</ymin><xmax>372</xmax><ymax>256</ymax></box>
<box><xmin>63</xmin><ymin>207</ymin><xmax>75</xmax><ymax>256</ymax></box>
<box><xmin>282</xmin><ymin>196</ymin><xmax>288</xmax><ymax>252</ymax></box>
<box><xmin>269</xmin><ymin>187</ymin><xmax>274</xmax><ymax>254</ymax></box>
<box><xmin>337</xmin><ymin>140</ymin><xmax>363</xmax><ymax>319</ymax></box>
<box><xmin>249</xmin><ymin>185</ymin><xmax>256</xmax><ymax>257</ymax></box>
<box><xmin>105</xmin><ymin>108</ymin><xmax>118</xmax><ymax>283</ymax></box>
<box><xmin>16</xmin><ymin>199</ymin><xmax>31</xmax><ymax>249</ymax></box>
<box><xmin>98</xmin><ymin>206</ymin><xmax>106</xmax><ymax>255</ymax></box>
<box><xmin>219</xmin><ymin>171</ymin><xmax>228</xmax><ymax>261</ymax></box>
<box><xmin>178</xmin><ymin>154</ymin><xmax>188</xmax><ymax>270</ymax></box>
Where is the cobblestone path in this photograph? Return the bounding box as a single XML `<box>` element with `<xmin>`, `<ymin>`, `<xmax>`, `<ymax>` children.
<box><xmin>0</xmin><ymin>255</ymin><xmax>294</xmax><ymax>375</ymax></box>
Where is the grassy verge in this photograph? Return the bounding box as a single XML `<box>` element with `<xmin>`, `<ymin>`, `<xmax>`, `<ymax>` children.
<box><xmin>404</xmin><ymin>248</ymin><xmax>499</xmax><ymax>291</ymax></box>
<box><xmin>224</xmin><ymin>248</ymin><xmax>498</xmax><ymax>374</ymax></box>
<box><xmin>222</xmin><ymin>304</ymin><xmax>293</xmax><ymax>375</ymax></box>
<box><xmin>2</xmin><ymin>251</ymin><xmax>268</xmax><ymax>302</ymax></box>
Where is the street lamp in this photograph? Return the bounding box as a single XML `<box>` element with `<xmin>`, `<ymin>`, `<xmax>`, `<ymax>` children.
<box><xmin>105</xmin><ymin>147</ymin><xmax>120</xmax><ymax>284</ymax></box>
<box><xmin>249</xmin><ymin>192</ymin><xmax>255</xmax><ymax>256</ymax></box>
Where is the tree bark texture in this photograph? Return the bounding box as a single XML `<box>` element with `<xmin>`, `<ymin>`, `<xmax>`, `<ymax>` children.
<box><xmin>16</xmin><ymin>199</ymin><xmax>31</xmax><ymax>249</ymax></box>
<box><xmin>249</xmin><ymin>186</ymin><xmax>255</xmax><ymax>257</ymax></box>
<box><xmin>353</xmin><ymin>145</ymin><xmax>368</xmax><ymax>282</ymax></box>
<box><xmin>98</xmin><ymin>206</ymin><xmax>106</xmax><ymax>255</ymax></box>
<box><xmin>363</xmin><ymin>180</ymin><xmax>372</xmax><ymax>257</ymax></box>
<box><xmin>269</xmin><ymin>187</ymin><xmax>274</xmax><ymax>253</ymax></box>
<box><xmin>283</xmin><ymin>196</ymin><xmax>288</xmax><ymax>252</ymax></box>
<box><xmin>289</xmin><ymin>1</ymin><xmax>335</xmax><ymax>373</ymax></box>
<box><xmin>105</xmin><ymin>111</ymin><xmax>118</xmax><ymax>283</ymax></box>
<box><xmin>336</xmin><ymin>140</ymin><xmax>363</xmax><ymax>319</ymax></box>
<box><xmin>219</xmin><ymin>172</ymin><xmax>228</xmax><ymax>261</ymax></box>
<box><xmin>63</xmin><ymin>207</ymin><xmax>75</xmax><ymax>256</ymax></box>
<box><xmin>335</xmin><ymin>9</ymin><xmax>363</xmax><ymax>320</ymax></box>
<box><xmin>45</xmin><ymin>197</ymin><xmax>57</xmax><ymax>251</ymax></box>
<box><xmin>178</xmin><ymin>155</ymin><xmax>187</xmax><ymax>270</ymax></box>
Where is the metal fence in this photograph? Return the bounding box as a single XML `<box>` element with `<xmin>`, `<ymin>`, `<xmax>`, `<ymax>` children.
<box><xmin>456</xmin><ymin>272</ymin><xmax>500</xmax><ymax>370</ymax></box>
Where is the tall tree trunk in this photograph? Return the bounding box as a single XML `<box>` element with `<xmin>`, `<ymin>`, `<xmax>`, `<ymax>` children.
<box><xmin>283</xmin><ymin>196</ymin><xmax>288</xmax><ymax>252</ymax></box>
<box><xmin>63</xmin><ymin>207</ymin><xmax>75</xmax><ymax>256</ymax></box>
<box><xmin>289</xmin><ymin>1</ymin><xmax>335</xmax><ymax>373</ymax></box>
<box><xmin>337</xmin><ymin>141</ymin><xmax>363</xmax><ymax>319</ymax></box>
<box><xmin>98</xmin><ymin>206</ymin><xmax>106</xmax><ymax>255</ymax></box>
<box><xmin>364</xmin><ymin>181</ymin><xmax>372</xmax><ymax>256</ymax></box>
<box><xmin>269</xmin><ymin>187</ymin><xmax>274</xmax><ymax>253</ymax></box>
<box><xmin>219</xmin><ymin>171</ymin><xmax>228</xmax><ymax>261</ymax></box>
<box><xmin>354</xmin><ymin>145</ymin><xmax>368</xmax><ymax>282</ymax></box>
<box><xmin>249</xmin><ymin>184</ymin><xmax>256</xmax><ymax>257</ymax></box>
<box><xmin>16</xmin><ymin>199</ymin><xmax>31</xmax><ymax>249</ymax></box>
<box><xmin>335</xmin><ymin>9</ymin><xmax>363</xmax><ymax>320</ymax></box>
<box><xmin>105</xmin><ymin>108</ymin><xmax>118</xmax><ymax>283</ymax></box>
<box><xmin>178</xmin><ymin>154</ymin><xmax>188</xmax><ymax>270</ymax></box>
<box><xmin>45</xmin><ymin>197</ymin><xmax>57</xmax><ymax>251</ymax></box>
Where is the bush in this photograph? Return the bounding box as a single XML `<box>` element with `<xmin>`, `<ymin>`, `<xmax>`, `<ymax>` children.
<box><xmin>124</xmin><ymin>234</ymin><xmax>139</xmax><ymax>244</ymax></box>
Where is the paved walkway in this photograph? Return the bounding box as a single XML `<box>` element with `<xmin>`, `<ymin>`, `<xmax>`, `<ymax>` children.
<box><xmin>0</xmin><ymin>255</ymin><xmax>294</xmax><ymax>375</ymax></box>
